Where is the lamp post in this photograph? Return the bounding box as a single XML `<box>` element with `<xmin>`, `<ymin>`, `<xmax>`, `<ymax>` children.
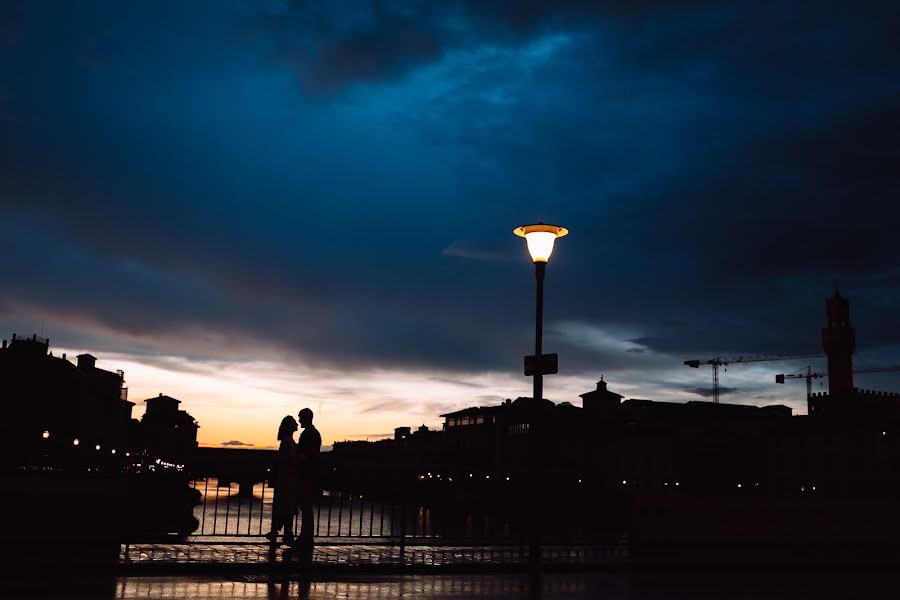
<box><xmin>513</xmin><ymin>222</ymin><xmax>568</xmax><ymax>567</ymax></box>
<box><xmin>513</xmin><ymin>223</ymin><xmax>568</xmax><ymax>402</ymax></box>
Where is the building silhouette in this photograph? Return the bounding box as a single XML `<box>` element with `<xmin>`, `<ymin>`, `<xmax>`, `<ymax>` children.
<box><xmin>822</xmin><ymin>289</ymin><xmax>856</xmax><ymax>394</ymax></box>
<box><xmin>0</xmin><ymin>334</ymin><xmax>199</xmax><ymax>472</ymax></box>
<box><xmin>139</xmin><ymin>393</ymin><xmax>199</xmax><ymax>467</ymax></box>
<box><xmin>809</xmin><ymin>289</ymin><xmax>900</xmax><ymax>418</ymax></box>
<box><xmin>0</xmin><ymin>334</ymin><xmax>134</xmax><ymax>468</ymax></box>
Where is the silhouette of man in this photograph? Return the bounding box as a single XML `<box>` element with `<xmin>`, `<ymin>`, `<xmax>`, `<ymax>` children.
<box><xmin>295</xmin><ymin>407</ymin><xmax>321</xmax><ymax>552</ymax></box>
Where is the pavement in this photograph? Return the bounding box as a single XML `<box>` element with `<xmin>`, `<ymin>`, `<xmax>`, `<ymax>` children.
<box><xmin>118</xmin><ymin>543</ymin><xmax>629</xmax><ymax>574</ymax></box>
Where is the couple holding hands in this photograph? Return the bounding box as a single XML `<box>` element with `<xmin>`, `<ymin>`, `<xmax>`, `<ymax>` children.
<box><xmin>267</xmin><ymin>407</ymin><xmax>321</xmax><ymax>552</ymax></box>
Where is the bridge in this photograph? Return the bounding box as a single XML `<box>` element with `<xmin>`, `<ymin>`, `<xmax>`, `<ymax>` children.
<box><xmin>192</xmin><ymin>447</ymin><xmax>276</xmax><ymax>497</ymax></box>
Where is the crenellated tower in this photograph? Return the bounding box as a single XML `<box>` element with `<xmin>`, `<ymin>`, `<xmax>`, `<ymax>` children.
<box><xmin>822</xmin><ymin>289</ymin><xmax>855</xmax><ymax>397</ymax></box>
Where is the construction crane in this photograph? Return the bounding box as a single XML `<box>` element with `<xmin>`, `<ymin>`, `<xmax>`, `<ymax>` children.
<box><xmin>684</xmin><ymin>353</ymin><xmax>824</xmax><ymax>404</ymax></box>
<box><xmin>776</xmin><ymin>365</ymin><xmax>900</xmax><ymax>397</ymax></box>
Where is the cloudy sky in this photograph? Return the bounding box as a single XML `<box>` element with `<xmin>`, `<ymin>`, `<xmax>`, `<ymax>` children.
<box><xmin>3</xmin><ymin>1</ymin><xmax>900</xmax><ymax>447</ymax></box>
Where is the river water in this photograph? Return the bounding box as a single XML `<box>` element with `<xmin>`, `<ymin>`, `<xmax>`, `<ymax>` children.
<box><xmin>189</xmin><ymin>478</ymin><xmax>475</xmax><ymax>539</ymax></box>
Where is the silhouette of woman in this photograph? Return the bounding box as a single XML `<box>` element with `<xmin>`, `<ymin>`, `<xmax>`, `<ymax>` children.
<box><xmin>266</xmin><ymin>416</ymin><xmax>299</xmax><ymax>548</ymax></box>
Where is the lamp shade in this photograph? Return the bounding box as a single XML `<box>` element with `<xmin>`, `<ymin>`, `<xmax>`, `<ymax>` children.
<box><xmin>513</xmin><ymin>223</ymin><xmax>569</xmax><ymax>263</ymax></box>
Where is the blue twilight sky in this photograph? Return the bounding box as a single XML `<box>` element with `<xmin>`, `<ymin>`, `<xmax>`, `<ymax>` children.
<box><xmin>2</xmin><ymin>1</ymin><xmax>900</xmax><ymax>445</ymax></box>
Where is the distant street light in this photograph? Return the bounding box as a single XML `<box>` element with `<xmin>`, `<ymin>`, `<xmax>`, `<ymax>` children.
<box><xmin>42</xmin><ymin>431</ymin><xmax>49</xmax><ymax>439</ymax></box>
<box><xmin>513</xmin><ymin>223</ymin><xmax>568</xmax><ymax>402</ymax></box>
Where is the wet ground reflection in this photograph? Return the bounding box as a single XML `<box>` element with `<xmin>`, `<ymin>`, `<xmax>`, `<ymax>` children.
<box><xmin>109</xmin><ymin>571</ymin><xmax>893</xmax><ymax>600</ymax></box>
<box><xmin>15</xmin><ymin>571</ymin><xmax>899</xmax><ymax>599</ymax></box>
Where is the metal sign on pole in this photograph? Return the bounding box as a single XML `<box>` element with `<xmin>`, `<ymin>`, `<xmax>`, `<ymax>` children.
<box><xmin>524</xmin><ymin>353</ymin><xmax>559</xmax><ymax>376</ymax></box>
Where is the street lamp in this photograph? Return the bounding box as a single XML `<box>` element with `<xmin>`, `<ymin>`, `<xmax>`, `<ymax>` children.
<box><xmin>513</xmin><ymin>223</ymin><xmax>568</xmax><ymax>402</ymax></box>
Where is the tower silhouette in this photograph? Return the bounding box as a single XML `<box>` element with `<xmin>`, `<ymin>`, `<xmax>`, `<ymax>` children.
<box><xmin>822</xmin><ymin>289</ymin><xmax>855</xmax><ymax>397</ymax></box>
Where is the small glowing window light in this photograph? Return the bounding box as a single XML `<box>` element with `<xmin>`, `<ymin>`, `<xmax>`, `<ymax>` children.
<box><xmin>111</xmin><ymin>449</ymin><xmax>116</xmax><ymax>455</ymax></box>
<box><xmin>883</xmin><ymin>431</ymin><xmax>887</xmax><ymax>436</ymax></box>
<box><xmin>513</xmin><ymin>224</ymin><xmax>569</xmax><ymax>263</ymax></box>
<box><xmin>42</xmin><ymin>431</ymin><xmax>50</xmax><ymax>439</ymax></box>
<box><xmin>506</xmin><ymin>476</ymin><xmax>510</xmax><ymax>481</ymax></box>
<box><xmin>73</xmin><ymin>439</ymin><xmax>80</xmax><ymax>446</ymax></box>
<box><xmin>737</xmin><ymin>484</ymin><xmax>742</xmax><ymax>488</ymax></box>
<box><xmin>486</xmin><ymin>475</ymin><xmax>490</xmax><ymax>479</ymax></box>
<box><xmin>622</xmin><ymin>480</ymin><xmax>627</xmax><ymax>485</ymax></box>
<box><xmin>675</xmin><ymin>482</ymin><xmax>680</xmax><ymax>486</ymax></box>
<box><xmin>578</xmin><ymin>479</ymin><xmax>582</xmax><ymax>483</ymax></box>
<box><xmin>125</xmin><ymin>452</ymin><xmax>130</xmax><ymax>457</ymax></box>
<box><xmin>95</xmin><ymin>444</ymin><xmax>101</xmax><ymax>451</ymax></box>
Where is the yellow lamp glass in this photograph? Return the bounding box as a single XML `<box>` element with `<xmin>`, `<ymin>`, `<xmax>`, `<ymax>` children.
<box><xmin>524</xmin><ymin>231</ymin><xmax>557</xmax><ymax>262</ymax></box>
<box><xmin>513</xmin><ymin>223</ymin><xmax>569</xmax><ymax>263</ymax></box>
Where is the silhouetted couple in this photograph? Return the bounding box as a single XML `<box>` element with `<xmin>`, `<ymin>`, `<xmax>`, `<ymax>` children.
<box><xmin>267</xmin><ymin>408</ymin><xmax>321</xmax><ymax>553</ymax></box>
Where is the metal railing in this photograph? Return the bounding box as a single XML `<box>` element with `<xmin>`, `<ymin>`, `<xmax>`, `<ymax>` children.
<box><xmin>122</xmin><ymin>475</ymin><xmax>620</xmax><ymax>547</ymax></box>
<box><xmin>182</xmin><ymin>477</ymin><xmax>533</xmax><ymax>544</ymax></box>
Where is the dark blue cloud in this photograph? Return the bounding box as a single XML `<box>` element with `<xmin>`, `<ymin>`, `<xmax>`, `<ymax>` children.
<box><xmin>1</xmin><ymin>0</ymin><xmax>899</xmax><ymax>401</ymax></box>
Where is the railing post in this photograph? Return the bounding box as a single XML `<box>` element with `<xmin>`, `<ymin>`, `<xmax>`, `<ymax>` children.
<box><xmin>529</xmin><ymin>426</ymin><xmax>541</xmax><ymax>569</ymax></box>
<box><xmin>399</xmin><ymin>475</ymin><xmax>407</xmax><ymax>557</ymax></box>
<box><xmin>201</xmin><ymin>477</ymin><xmax>209</xmax><ymax>535</ymax></box>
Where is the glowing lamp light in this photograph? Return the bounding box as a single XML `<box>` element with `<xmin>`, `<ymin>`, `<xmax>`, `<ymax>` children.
<box><xmin>95</xmin><ymin>444</ymin><xmax>101</xmax><ymax>451</ymax></box>
<box><xmin>73</xmin><ymin>438</ymin><xmax>80</xmax><ymax>446</ymax></box>
<box><xmin>513</xmin><ymin>223</ymin><xmax>569</xmax><ymax>263</ymax></box>
<box><xmin>42</xmin><ymin>431</ymin><xmax>50</xmax><ymax>439</ymax></box>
